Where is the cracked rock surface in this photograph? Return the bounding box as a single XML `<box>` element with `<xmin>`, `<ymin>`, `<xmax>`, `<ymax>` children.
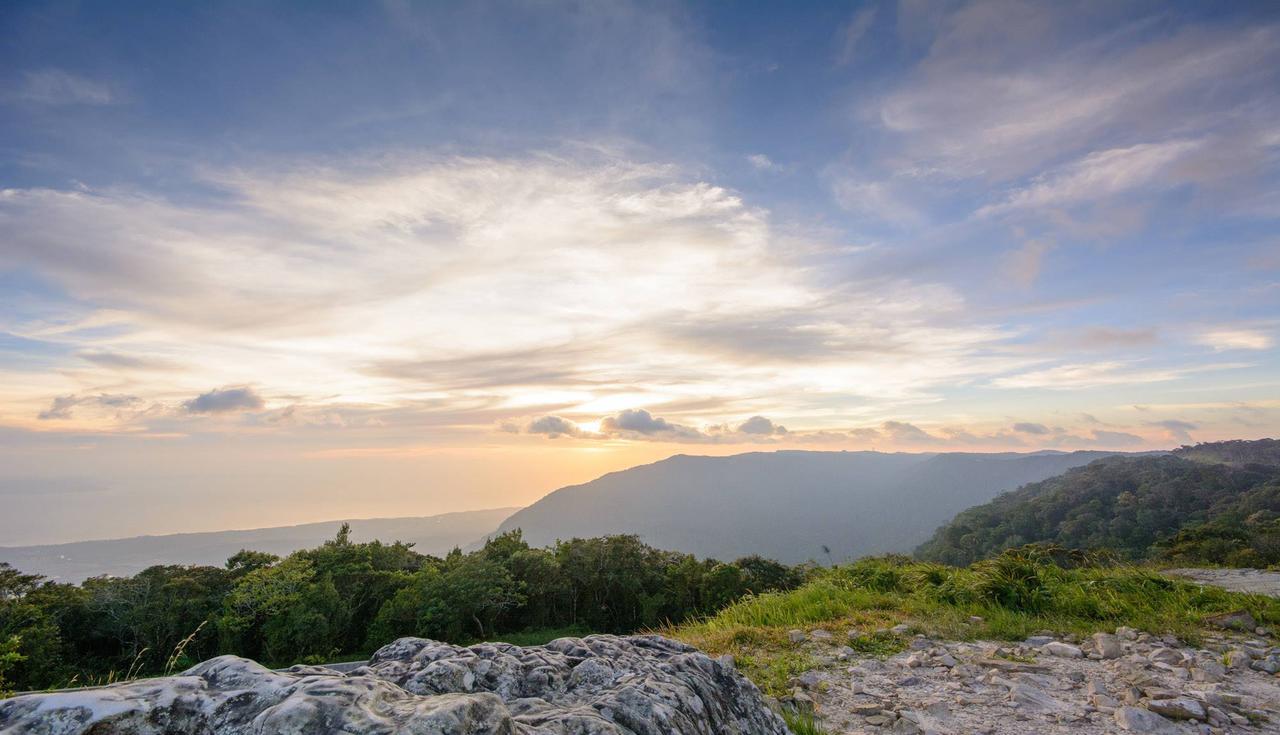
<box><xmin>0</xmin><ymin>635</ymin><xmax>788</xmax><ymax>735</ymax></box>
<box><xmin>780</xmin><ymin>626</ymin><xmax>1280</xmax><ymax>734</ymax></box>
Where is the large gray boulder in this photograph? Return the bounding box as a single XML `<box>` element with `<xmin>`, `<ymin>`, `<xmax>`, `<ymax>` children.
<box><xmin>0</xmin><ymin>635</ymin><xmax>788</xmax><ymax>735</ymax></box>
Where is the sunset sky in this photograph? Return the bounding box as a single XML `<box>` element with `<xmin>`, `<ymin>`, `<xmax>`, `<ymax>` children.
<box><xmin>2</xmin><ymin>1</ymin><xmax>1279</xmax><ymax>544</ymax></box>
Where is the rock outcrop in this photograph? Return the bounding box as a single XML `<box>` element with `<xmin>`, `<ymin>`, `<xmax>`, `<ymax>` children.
<box><xmin>0</xmin><ymin>635</ymin><xmax>788</xmax><ymax>735</ymax></box>
<box><xmin>781</xmin><ymin>625</ymin><xmax>1280</xmax><ymax>734</ymax></box>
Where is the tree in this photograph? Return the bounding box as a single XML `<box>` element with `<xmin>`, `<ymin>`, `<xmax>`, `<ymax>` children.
<box><xmin>226</xmin><ymin>550</ymin><xmax>279</xmax><ymax>576</ymax></box>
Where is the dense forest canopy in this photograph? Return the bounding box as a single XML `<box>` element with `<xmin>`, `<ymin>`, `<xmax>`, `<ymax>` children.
<box><xmin>0</xmin><ymin>529</ymin><xmax>801</xmax><ymax>694</ymax></box>
<box><xmin>916</xmin><ymin>439</ymin><xmax>1280</xmax><ymax>567</ymax></box>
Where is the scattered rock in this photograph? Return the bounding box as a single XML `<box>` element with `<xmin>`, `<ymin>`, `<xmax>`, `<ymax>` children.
<box><xmin>1043</xmin><ymin>641</ymin><xmax>1084</xmax><ymax>658</ymax></box>
<box><xmin>1115</xmin><ymin>705</ymin><xmax>1179</xmax><ymax>732</ymax></box>
<box><xmin>788</xmin><ymin>629</ymin><xmax>808</xmax><ymax>643</ymax></box>
<box><xmin>1091</xmin><ymin>633</ymin><xmax>1123</xmax><ymax>659</ymax></box>
<box><xmin>1147</xmin><ymin>696</ymin><xmax>1207</xmax><ymax>721</ymax></box>
<box><xmin>1205</xmin><ymin>610</ymin><xmax>1259</xmax><ymax>632</ymax></box>
<box><xmin>810</xmin><ymin>629</ymin><xmax>834</xmax><ymax>642</ymax></box>
<box><xmin>1148</xmin><ymin>647</ymin><xmax>1186</xmax><ymax>666</ymax></box>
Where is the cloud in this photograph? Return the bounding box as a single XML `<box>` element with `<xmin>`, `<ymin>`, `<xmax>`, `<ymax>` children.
<box><xmin>880</xmin><ymin>420</ymin><xmax>941</xmax><ymax>444</ymax></box>
<box><xmin>848</xmin><ymin>427</ymin><xmax>883</xmax><ymax>442</ymax></box>
<box><xmin>525</xmin><ymin>415</ymin><xmax>581</xmax><ymax>438</ymax></box>
<box><xmin>183</xmin><ymin>387</ymin><xmax>264</xmax><ymax>414</ymax></box>
<box><xmin>1152</xmin><ymin>419</ymin><xmax>1197</xmax><ymax>443</ymax></box>
<box><xmin>38</xmin><ymin>393</ymin><xmax>142</xmax><ymax>420</ymax></box>
<box><xmin>1054</xmin><ymin>327</ymin><xmax>1160</xmax><ymax>351</ymax></box>
<box><xmin>0</xmin><ymin>150</ymin><xmax>1033</xmax><ymax>437</ymax></box>
<box><xmin>747</xmin><ymin>154</ymin><xmax>780</xmax><ymax>172</ymax></box>
<box><xmin>876</xmin><ymin>10</ymin><xmax>1280</xmax><ymax>182</ymax></box>
<box><xmin>833</xmin><ymin>5</ymin><xmax>878</xmax><ymax>66</ymax></box>
<box><xmin>600</xmin><ymin>408</ymin><xmax>684</xmax><ymax>436</ymax></box>
<box><xmin>1002</xmin><ymin>239</ymin><xmax>1053</xmax><ymax>287</ymax></box>
<box><xmin>1012</xmin><ymin>422</ymin><xmax>1050</xmax><ymax>435</ymax></box>
<box><xmin>77</xmin><ymin>351</ymin><xmax>179</xmax><ymax>371</ymax></box>
<box><xmin>12</xmin><ymin>69</ymin><xmax>115</xmax><ymax>106</ymax></box>
<box><xmin>1089</xmin><ymin>429</ymin><xmax>1144</xmax><ymax>447</ymax></box>
<box><xmin>991</xmin><ymin>361</ymin><xmax>1248</xmax><ymax>390</ymax></box>
<box><xmin>737</xmin><ymin>415</ymin><xmax>787</xmax><ymax>435</ymax></box>
<box><xmin>1195</xmin><ymin>328</ymin><xmax>1273</xmax><ymax>352</ymax></box>
<box><xmin>978</xmin><ymin>139</ymin><xmax>1203</xmax><ymax>216</ymax></box>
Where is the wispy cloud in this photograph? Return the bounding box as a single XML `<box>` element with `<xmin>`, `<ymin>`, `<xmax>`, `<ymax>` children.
<box><xmin>11</xmin><ymin>69</ymin><xmax>115</xmax><ymax>106</ymax></box>
<box><xmin>3</xmin><ymin>151</ymin><xmax>1033</xmax><ymax>438</ymax></box>
<box><xmin>992</xmin><ymin>360</ymin><xmax>1250</xmax><ymax>390</ymax></box>
<box><xmin>1195</xmin><ymin>328</ymin><xmax>1274</xmax><ymax>352</ymax></box>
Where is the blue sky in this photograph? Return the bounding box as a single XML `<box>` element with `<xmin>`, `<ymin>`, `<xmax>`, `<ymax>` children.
<box><xmin>2</xmin><ymin>1</ymin><xmax>1278</xmax><ymax>543</ymax></box>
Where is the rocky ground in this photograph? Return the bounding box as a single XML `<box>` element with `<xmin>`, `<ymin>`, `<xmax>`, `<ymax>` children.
<box><xmin>780</xmin><ymin>619</ymin><xmax>1280</xmax><ymax>735</ymax></box>
<box><xmin>1166</xmin><ymin>569</ymin><xmax>1280</xmax><ymax>598</ymax></box>
<box><xmin>0</xmin><ymin>635</ymin><xmax>788</xmax><ymax>734</ymax></box>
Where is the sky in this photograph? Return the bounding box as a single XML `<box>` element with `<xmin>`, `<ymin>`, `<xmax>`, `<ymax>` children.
<box><xmin>2</xmin><ymin>0</ymin><xmax>1279</xmax><ymax>544</ymax></box>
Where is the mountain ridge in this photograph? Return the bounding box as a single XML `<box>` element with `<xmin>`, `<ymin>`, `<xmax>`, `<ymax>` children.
<box><xmin>0</xmin><ymin>507</ymin><xmax>520</xmax><ymax>582</ymax></box>
<box><xmin>487</xmin><ymin>449</ymin><xmax>1125</xmax><ymax>564</ymax></box>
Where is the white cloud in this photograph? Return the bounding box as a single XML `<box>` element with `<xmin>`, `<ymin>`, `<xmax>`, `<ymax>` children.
<box><xmin>747</xmin><ymin>153</ymin><xmax>780</xmax><ymax>171</ymax></box>
<box><xmin>1195</xmin><ymin>328</ymin><xmax>1274</xmax><ymax>352</ymax></box>
<box><xmin>1</xmin><ymin>151</ymin><xmax>1023</xmax><ymax>437</ymax></box>
<box><xmin>979</xmin><ymin>139</ymin><xmax>1202</xmax><ymax>216</ymax></box>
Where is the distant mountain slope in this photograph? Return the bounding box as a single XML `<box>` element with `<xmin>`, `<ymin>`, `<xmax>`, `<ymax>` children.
<box><xmin>916</xmin><ymin>439</ymin><xmax>1280</xmax><ymax>566</ymax></box>
<box><xmin>0</xmin><ymin>507</ymin><xmax>519</xmax><ymax>582</ymax></box>
<box><xmin>488</xmin><ymin>450</ymin><xmax>1118</xmax><ymax>564</ymax></box>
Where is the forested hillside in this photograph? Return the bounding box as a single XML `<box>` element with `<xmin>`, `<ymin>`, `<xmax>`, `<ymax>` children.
<box><xmin>916</xmin><ymin>440</ymin><xmax>1280</xmax><ymax>567</ymax></box>
<box><xmin>490</xmin><ymin>449</ymin><xmax>1117</xmax><ymax>563</ymax></box>
<box><xmin>0</xmin><ymin>528</ymin><xmax>799</xmax><ymax>694</ymax></box>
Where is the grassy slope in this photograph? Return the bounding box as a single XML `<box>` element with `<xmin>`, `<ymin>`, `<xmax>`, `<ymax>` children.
<box><xmin>667</xmin><ymin>551</ymin><xmax>1280</xmax><ymax>698</ymax></box>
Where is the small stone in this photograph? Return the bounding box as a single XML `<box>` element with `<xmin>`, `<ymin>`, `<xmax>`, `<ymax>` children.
<box><xmin>788</xmin><ymin>629</ymin><xmax>807</xmax><ymax>644</ymax></box>
<box><xmin>890</xmin><ymin>624</ymin><xmax>911</xmax><ymax>635</ymax></box>
<box><xmin>1042</xmin><ymin>641</ymin><xmax>1083</xmax><ymax>658</ymax></box>
<box><xmin>795</xmin><ymin>670</ymin><xmax>823</xmax><ymax>689</ymax></box>
<box><xmin>1148</xmin><ymin>647</ymin><xmax>1185</xmax><ymax>666</ymax></box>
<box><xmin>1092</xmin><ymin>632</ymin><xmax>1123</xmax><ymax>659</ymax></box>
<box><xmin>1250</xmin><ymin>656</ymin><xmax>1280</xmax><ymax>674</ymax></box>
<box><xmin>1192</xmin><ymin>659</ymin><xmax>1226</xmax><ymax>683</ymax></box>
<box><xmin>1115</xmin><ymin>706</ymin><xmax>1178</xmax><ymax>732</ymax></box>
<box><xmin>810</xmin><ymin>629</ymin><xmax>834</xmax><ymax>642</ymax></box>
<box><xmin>1116</xmin><ymin>626</ymin><xmax>1139</xmax><ymax>640</ymax></box>
<box><xmin>1205</xmin><ymin>610</ymin><xmax>1257</xmax><ymax>632</ymax></box>
<box><xmin>1025</xmin><ymin>635</ymin><xmax>1055</xmax><ymax>647</ymax></box>
<box><xmin>1148</xmin><ymin>697</ymin><xmax>1207</xmax><ymax>721</ymax></box>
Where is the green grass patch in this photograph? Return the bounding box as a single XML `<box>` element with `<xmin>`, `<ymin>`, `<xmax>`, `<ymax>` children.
<box><xmin>781</xmin><ymin>708</ymin><xmax>829</xmax><ymax>735</ymax></box>
<box><xmin>469</xmin><ymin>625</ymin><xmax>592</xmax><ymax>647</ymax></box>
<box><xmin>669</xmin><ymin>549</ymin><xmax>1280</xmax><ymax>699</ymax></box>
